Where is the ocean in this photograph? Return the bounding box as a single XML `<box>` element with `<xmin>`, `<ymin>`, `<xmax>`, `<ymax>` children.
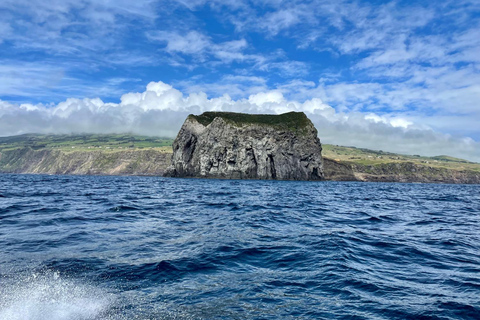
<box><xmin>0</xmin><ymin>174</ymin><xmax>479</xmax><ymax>319</ymax></box>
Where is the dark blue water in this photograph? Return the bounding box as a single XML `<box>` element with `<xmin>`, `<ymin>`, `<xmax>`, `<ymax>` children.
<box><xmin>0</xmin><ymin>174</ymin><xmax>479</xmax><ymax>320</ymax></box>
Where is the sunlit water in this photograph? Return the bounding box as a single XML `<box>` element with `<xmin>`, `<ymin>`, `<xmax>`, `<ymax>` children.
<box><xmin>0</xmin><ymin>174</ymin><xmax>479</xmax><ymax>319</ymax></box>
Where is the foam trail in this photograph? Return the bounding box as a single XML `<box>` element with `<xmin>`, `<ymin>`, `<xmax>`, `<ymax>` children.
<box><xmin>0</xmin><ymin>271</ymin><xmax>113</xmax><ymax>320</ymax></box>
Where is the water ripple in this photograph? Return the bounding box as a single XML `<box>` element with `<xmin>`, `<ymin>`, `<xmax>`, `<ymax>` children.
<box><xmin>0</xmin><ymin>174</ymin><xmax>479</xmax><ymax>319</ymax></box>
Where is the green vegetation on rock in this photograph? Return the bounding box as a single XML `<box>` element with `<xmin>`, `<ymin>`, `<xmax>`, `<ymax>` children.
<box><xmin>189</xmin><ymin>111</ymin><xmax>312</xmax><ymax>133</ymax></box>
<box><xmin>322</xmin><ymin>144</ymin><xmax>480</xmax><ymax>172</ymax></box>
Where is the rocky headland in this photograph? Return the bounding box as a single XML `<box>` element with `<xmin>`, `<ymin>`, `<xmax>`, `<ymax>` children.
<box><xmin>166</xmin><ymin>111</ymin><xmax>324</xmax><ymax>180</ymax></box>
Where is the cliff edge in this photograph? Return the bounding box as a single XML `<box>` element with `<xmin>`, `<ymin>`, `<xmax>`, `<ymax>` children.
<box><xmin>0</xmin><ymin>147</ymin><xmax>170</xmax><ymax>176</ymax></box>
<box><xmin>165</xmin><ymin>111</ymin><xmax>324</xmax><ymax>180</ymax></box>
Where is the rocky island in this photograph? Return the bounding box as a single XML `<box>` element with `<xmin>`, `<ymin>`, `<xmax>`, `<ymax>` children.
<box><xmin>166</xmin><ymin>111</ymin><xmax>324</xmax><ymax>180</ymax></box>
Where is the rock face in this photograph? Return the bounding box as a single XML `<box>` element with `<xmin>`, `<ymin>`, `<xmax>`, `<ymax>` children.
<box><xmin>166</xmin><ymin>111</ymin><xmax>324</xmax><ymax>180</ymax></box>
<box><xmin>322</xmin><ymin>158</ymin><xmax>358</xmax><ymax>181</ymax></box>
<box><xmin>350</xmin><ymin>162</ymin><xmax>480</xmax><ymax>184</ymax></box>
<box><xmin>0</xmin><ymin>147</ymin><xmax>171</xmax><ymax>176</ymax></box>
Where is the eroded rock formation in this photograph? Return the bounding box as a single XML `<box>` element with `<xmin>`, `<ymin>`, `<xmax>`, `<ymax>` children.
<box><xmin>166</xmin><ymin>111</ymin><xmax>324</xmax><ymax>180</ymax></box>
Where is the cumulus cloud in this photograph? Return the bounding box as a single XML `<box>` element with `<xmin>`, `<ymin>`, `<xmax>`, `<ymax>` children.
<box><xmin>1</xmin><ymin>81</ymin><xmax>479</xmax><ymax>162</ymax></box>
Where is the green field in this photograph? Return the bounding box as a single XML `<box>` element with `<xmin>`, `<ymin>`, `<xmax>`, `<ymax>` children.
<box><xmin>0</xmin><ymin>134</ymin><xmax>174</xmax><ymax>153</ymax></box>
<box><xmin>322</xmin><ymin>144</ymin><xmax>480</xmax><ymax>172</ymax></box>
<box><xmin>189</xmin><ymin>111</ymin><xmax>311</xmax><ymax>134</ymax></box>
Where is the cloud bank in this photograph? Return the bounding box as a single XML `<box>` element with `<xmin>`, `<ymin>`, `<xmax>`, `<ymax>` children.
<box><xmin>1</xmin><ymin>81</ymin><xmax>479</xmax><ymax>162</ymax></box>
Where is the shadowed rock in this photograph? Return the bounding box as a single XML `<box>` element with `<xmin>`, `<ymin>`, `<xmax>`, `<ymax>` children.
<box><xmin>165</xmin><ymin>111</ymin><xmax>324</xmax><ymax>180</ymax></box>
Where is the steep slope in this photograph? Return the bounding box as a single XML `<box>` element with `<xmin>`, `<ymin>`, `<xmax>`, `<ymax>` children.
<box><xmin>0</xmin><ymin>147</ymin><xmax>170</xmax><ymax>176</ymax></box>
<box><xmin>166</xmin><ymin>112</ymin><xmax>324</xmax><ymax>180</ymax></box>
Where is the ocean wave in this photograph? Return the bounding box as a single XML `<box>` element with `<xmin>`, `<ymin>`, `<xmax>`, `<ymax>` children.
<box><xmin>0</xmin><ymin>174</ymin><xmax>479</xmax><ymax>319</ymax></box>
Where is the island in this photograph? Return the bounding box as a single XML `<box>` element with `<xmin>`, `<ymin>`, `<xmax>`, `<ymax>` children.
<box><xmin>165</xmin><ymin>111</ymin><xmax>324</xmax><ymax>180</ymax></box>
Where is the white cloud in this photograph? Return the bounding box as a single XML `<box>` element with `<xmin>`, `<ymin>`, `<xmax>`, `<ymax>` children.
<box><xmin>365</xmin><ymin>114</ymin><xmax>412</xmax><ymax>129</ymax></box>
<box><xmin>0</xmin><ymin>62</ymin><xmax>66</xmax><ymax>97</ymax></box>
<box><xmin>176</xmin><ymin>75</ymin><xmax>268</xmax><ymax>99</ymax></box>
<box><xmin>0</xmin><ymin>22</ymin><xmax>13</xmax><ymax>43</ymax></box>
<box><xmin>327</xmin><ymin>2</ymin><xmax>435</xmax><ymax>54</ymax></box>
<box><xmin>0</xmin><ymin>61</ymin><xmax>144</xmax><ymax>102</ymax></box>
<box><xmin>258</xmin><ymin>60</ymin><xmax>309</xmax><ymax>77</ymax></box>
<box><xmin>248</xmin><ymin>90</ymin><xmax>285</xmax><ymax>106</ymax></box>
<box><xmin>149</xmin><ymin>31</ymin><xmax>210</xmax><ymax>56</ymax></box>
<box><xmin>148</xmin><ymin>30</ymin><xmax>260</xmax><ymax>65</ymax></box>
<box><xmin>174</xmin><ymin>0</ymin><xmax>247</xmax><ymax>11</ymax></box>
<box><xmin>260</xmin><ymin>9</ymin><xmax>302</xmax><ymax>35</ymax></box>
<box><xmin>1</xmin><ymin>81</ymin><xmax>479</xmax><ymax>162</ymax></box>
<box><xmin>0</xmin><ymin>0</ymin><xmax>158</xmax><ymax>58</ymax></box>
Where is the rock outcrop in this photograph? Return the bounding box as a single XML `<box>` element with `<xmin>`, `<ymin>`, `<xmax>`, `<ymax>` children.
<box><xmin>322</xmin><ymin>158</ymin><xmax>358</xmax><ymax>181</ymax></box>
<box><xmin>166</xmin><ymin>111</ymin><xmax>324</xmax><ymax>180</ymax></box>
<box><xmin>350</xmin><ymin>162</ymin><xmax>480</xmax><ymax>184</ymax></box>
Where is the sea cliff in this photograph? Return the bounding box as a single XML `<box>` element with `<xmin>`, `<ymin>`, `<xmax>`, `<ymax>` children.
<box><xmin>0</xmin><ymin>147</ymin><xmax>170</xmax><ymax>176</ymax></box>
<box><xmin>1</xmin><ymin>134</ymin><xmax>479</xmax><ymax>184</ymax></box>
<box><xmin>165</xmin><ymin>112</ymin><xmax>324</xmax><ymax>180</ymax></box>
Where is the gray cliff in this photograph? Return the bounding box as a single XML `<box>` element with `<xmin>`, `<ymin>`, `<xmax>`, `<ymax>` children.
<box><xmin>166</xmin><ymin>111</ymin><xmax>324</xmax><ymax>180</ymax></box>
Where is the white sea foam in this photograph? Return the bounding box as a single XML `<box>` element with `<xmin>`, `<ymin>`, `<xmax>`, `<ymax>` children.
<box><xmin>0</xmin><ymin>271</ymin><xmax>113</xmax><ymax>320</ymax></box>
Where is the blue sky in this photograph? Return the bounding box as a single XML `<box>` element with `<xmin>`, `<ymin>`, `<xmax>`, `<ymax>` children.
<box><xmin>1</xmin><ymin>0</ymin><xmax>480</xmax><ymax>161</ymax></box>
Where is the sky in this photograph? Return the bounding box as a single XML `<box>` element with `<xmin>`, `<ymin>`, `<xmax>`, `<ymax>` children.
<box><xmin>0</xmin><ymin>0</ymin><xmax>480</xmax><ymax>161</ymax></box>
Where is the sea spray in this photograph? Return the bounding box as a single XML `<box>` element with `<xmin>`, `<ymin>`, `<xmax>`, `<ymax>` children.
<box><xmin>0</xmin><ymin>270</ymin><xmax>113</xmax><ymax>320</ymax></box>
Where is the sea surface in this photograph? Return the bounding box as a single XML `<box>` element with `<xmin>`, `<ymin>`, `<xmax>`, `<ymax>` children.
<box><xmin>0</xmin><ymin>174</ymin><xmax>479</xmax><ymax>320</ymax></box>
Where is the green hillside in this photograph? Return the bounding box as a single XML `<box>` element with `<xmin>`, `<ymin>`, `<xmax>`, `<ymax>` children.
<box><xmin>1</xmin><ymin>134</ymin><xmax>479</xmax><ymax>182</ymax></box>
<box><xmin>321</xmin><ymin>144</ymin><xmax>480</xmax><ymax>172</ymax></box>
<box><xmin>0</xmin><ymin>134</ymin><xmax>174</xmax><ymax>153</ymax></box>
<box><xmin>1</xmin><ymin>134</ymin><xmax>478</xmax><ymax>171</ymax></box>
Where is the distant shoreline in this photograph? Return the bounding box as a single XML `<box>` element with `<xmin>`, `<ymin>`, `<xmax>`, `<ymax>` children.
<box><xmin>1</xmin><ymin>171</ymin><xmax>479</xmax><ymax>185</ymax></box>
<box><xmin>1</xmin><ymin>134</ymin><xmax>479</xmax><ymax>184</ymax></box>
<box><xmin>1</xmin><ymin>155</ymin><xmax>479</xmax><ymax>184</ymax></box>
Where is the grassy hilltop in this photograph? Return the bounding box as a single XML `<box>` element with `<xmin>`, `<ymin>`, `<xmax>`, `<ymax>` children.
<box><xmin>0</xmin><ymin>134</ymin><xmax>479</xmax><ymax>183</ymax></box>
<box><xmin>189</xmin><ymin>111</ymin><xmax>312</xmax><ymax>134</ymax></box>
<box><xmin>0</xmin><ymin>134</ymin><xmax>173</xmax><ymax>153</ymax></box>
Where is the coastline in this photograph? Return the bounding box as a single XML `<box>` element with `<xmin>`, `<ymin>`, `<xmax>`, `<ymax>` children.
<box><xmin>1</xmin><ymin>147</ymin><xmax>479</xmax><ymax>184</ymax></box>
